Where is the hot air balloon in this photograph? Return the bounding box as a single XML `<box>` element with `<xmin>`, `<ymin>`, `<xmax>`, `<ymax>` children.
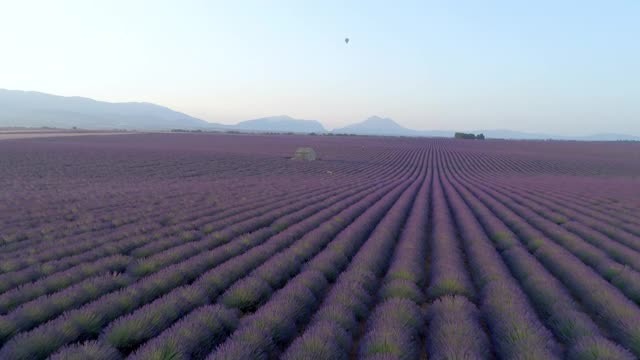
<box><xmin>345</xmin><ymin>38</ymin><xmax>349</xmax><ymax>44</ymax></box>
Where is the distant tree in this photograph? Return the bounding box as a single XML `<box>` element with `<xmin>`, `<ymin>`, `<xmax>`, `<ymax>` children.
<box><xmin>454</xmin><ymin>132</ymin><xmax>476</xmax><ymax>139</ymax></box>
<box><xmin>454</xmin><ymin>132</ymin><xmax>484</xmax><ymax>140</ymax></box>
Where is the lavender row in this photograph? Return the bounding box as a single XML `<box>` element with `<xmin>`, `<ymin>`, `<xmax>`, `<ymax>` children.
<box><xmin>356</xmin><ymin>155</ymin><xmax>487</xmax><ymax>360</ymax></box>
<box><xmin>455</xmin><ymin>151</ymin><xmax>640</xmax><ymax>244</ymax></box>
<box><xmin>445</xmin><ymin>166</ymin><xmax>634</xmax><ymax>358</ymax></box>
<box><xmin>493</xmin><ymin>182</ymin><xmax>640</xmax><ymax>261</ymax></box>
<box><xmin>126</xmin><ymin>181</ymin><xmax>377</xmax><ymax>277</ymax></box>
<box><xmin>426</xmin><ymin>296</ymin><xmax>490</xmax><ymax>359</ymax></box>
<box><xmin>377</xmin><ymin>163</ymin><xmax>430</xmax><ymax>303</ymax></box>
<box><xmin>0</xmin><ymin>192</ymin><xmax>189</xmax><ymax>258</ymax></box>
<box><xmin>0</xmin><ymin>255</ymin><xmax>131</xmax><ymax>314</ymax></box>
<box><xmin>128</xmin><ymin>183</ymin><xmax>355</xmax><ymax>260</ymax></box>
<box><xmin>0</xmin><ymin>148</ymin><xmax>352</xmax><ymax>255</ymax></box>
<box><xmin>127</xmin><ymin>305</ymin><xmax>239</xmax><ymax>360</ymax></box>
<box><xmin>0</xmin><ymin>191</ymin><xmax>360</xmax><ymax>356</ymax></box>
<box><xmin>0</xmin><ymin>180</ymin><xmax>361</xmax><ymax>294</ymax></box>
<box><xmin>437</xmin><ymin>162</ymin><xmax>560</xmax><ymax>359</ymax></box>
<box><xmin>215</xmin><ymin>169</ymin><xmax>422</xmax><ymax>359</ymax></box>
<box><xmin>49</xmin><ymin>340</ymin><xmax>122</xmax><ymax>360</ymax></box>
<box><xmin>0</xmin><ymin>182</ymin><xmax>195</xmax><ymax>241</ymax></box>
<box><xmin>453</xmin><ymin>169</ymin><xmax>640</xmax><ymax>356</ymax></box>
<box><xmin>0</xmin><ymin>235</ymin><xmax>146</xmax><ymax>295</ymax></box>
<box><xmin>0</xmin><ymin>167</ymin><xmax>412</xmax><ymax>359</ymax></box>
<box><xmin>0</xmin><ymin>273</ymin><xmax>132</xmax><ymax>345</ymax></box>
<box><xmin>0</xmin><ymin>228</ymin><xmax>270</xmax><ymax>358</ymax></box>
<box><xmin>1</xmin><ymin>184</ymin><xmax>265</xmax><ymax>257</ymax></box>
<box><xmin>481</xmin><ymin>178</ymin><xmax>640</xmax><ymax>258</ymax></box>
<box><xmin>101</xmin><ymin>286</ymin><xmax>209</xmax><ymax>354</ymax></box>
<box><xmin>0</xmin><ymin>180</ymin><xmax>343</xmax><ymax>275</ymax></box>
<box><xmin>212</xmin><ymin>270</ymin><xmax>332</xmax><ymax>360</ymax></box>
<box><xmin>216</xmin><ymin>176</ymin><xmax>412</xmax><ymax>312</ymax></box>
<box><xmin>522</xmin><ymin>182</ymin><xmax>640</xmax><ymax>226</ymax></box>
<box><xmin>495</xmin><ymin>179</ymin><xmax>640</xmax><ymax>236</ymax></box>
<box><xmin>357</xmin><ymin>163</ymin><xmax>431</xmax><ymax>360</ymax></box>
<box><xmin>563</xmin><ymin>221</ymin><xmax>640</xmax><ymax>270</ymax></box>
<box><xmin>276</xmin><ymin>156</ymin><xmax>426</xmax><ymax>359</ymax></box>
<box><xmin>469</xmin><ymin>177</ymin><xmax>640</xmax><ymax>307</ymax></box>
<box><xmin>426</xmin><ymin>168</ymin><xmax>474</xmax><ymax>301</ymax></box>
<box><xmin>0</xmin><ymin>156</ymin><xmax>360</xmax><ymax>260</ymax></box>
<box><xmin>1</xmin><ymin>135</ymin><xmax>404</xmax><ymax>264</ymax></box>
<box><xmin>96</xmin><ymin>180</ymin><xmax>396</xmax><ymax>354</ymax></box>
<box><xmin>130</xmin><ymin>173</ymin><xmax>417</xmax><ymax>357</ymax></box>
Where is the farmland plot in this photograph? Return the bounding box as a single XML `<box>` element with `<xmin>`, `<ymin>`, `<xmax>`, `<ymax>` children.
<box><xmin>1</xmin><ymin>133</ymin><xmax>640</xmax><ymax>359</ymax></box>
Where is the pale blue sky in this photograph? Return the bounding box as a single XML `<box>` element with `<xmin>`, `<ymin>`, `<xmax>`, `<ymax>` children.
<box><xmin>1</xmin><ymin>0</ymin><xmax>638</xmax><ymax>134</ymax></box>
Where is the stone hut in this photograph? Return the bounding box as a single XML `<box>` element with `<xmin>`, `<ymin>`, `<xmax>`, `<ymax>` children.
<box><xmin>292</xmin><ymin>147</ymin><xmax>317</xmax><ymax>161</ymax></box>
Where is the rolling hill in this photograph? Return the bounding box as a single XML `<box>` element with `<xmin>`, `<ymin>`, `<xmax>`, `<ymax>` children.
<box><xmin>332</xmin><ymin>116</ymin><xmax>451</xmax><ymax>137</ymax></box>
<box><xmin>235</xmin><ymin>115</ymin><xmax>326</xmax><ymax>133</ymax></box>
<box><xmin>0</xmin><ymin>89</ymin><xmax>224</xmax><ymax>130</ymax></box>
<box><xmin>1</xmin><ymin>89</ymin><xmax>637</xmax><ymax>141</ymax></box>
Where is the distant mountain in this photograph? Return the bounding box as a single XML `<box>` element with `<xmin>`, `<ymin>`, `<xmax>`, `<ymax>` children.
<box><xmin>333</xmin><ymin>116</ymin><xmax>409</xmax><ymax>135</ymax></box>
<box><xmin>0</xmin><ymin>92</ymin><xmax>327</xmax><ymax>132</ymax></box>
<box><xmin>475</xmin><ymin>129</ymin><xmax>640</xmax><ymax>141</ymax></box>
<box><xmin>572</xmin><ymin>133</ymin><xmax>640</xmax><ymax>142</ymax></box>
<box><xmin>470</xmin><ymin>129</ymin><xmax>550</xmax><ymax>140</ymax></box>
<box><xmin>332</xmin><ymin>116</ymin><xmax>451</xmax><ymax>137</ymax></box>
<box><xmin>332</xmin><ymin>117</ymin><xmax>639</xmax><ymax>141</ymax></box>
<box><xmin>235</xmin><ymin>115</ymin><xmax>326</xmax><ymax>133</ymax></box>
<box><xmin>2</xmin><ymin>89</ymin><xmax>636</xmax><ymax>141</ymax></box>
<box><xmin>0</xmin><ymin>89</ymin><xmax>225</xmax><ymax>130</ymax></box>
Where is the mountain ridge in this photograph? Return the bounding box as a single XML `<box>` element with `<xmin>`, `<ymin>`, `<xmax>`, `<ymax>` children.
<box><xmin>332</xmin><ymin>116</ymin><xmax>453</xmax><ymax>137</ymax></box>
<box><xmin>0</xmin><ymin>89</ymin><xmax>637</xmax><ymax>141</ymax></box>
<box><xmin>0</xmin><ymin>89</ymin><xmax>222</xmax><ymax>130</ymax></box>
<box><xmin>235</xmin><ymin>115</ymin><xmax>326</xmax><ymax>133</ymax></box>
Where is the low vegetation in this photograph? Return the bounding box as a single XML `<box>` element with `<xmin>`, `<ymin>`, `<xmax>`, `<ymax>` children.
<box><xmin>454</xmin><ymin>132</ymin><xmax>485</xmax><ymax>139</ymax></box>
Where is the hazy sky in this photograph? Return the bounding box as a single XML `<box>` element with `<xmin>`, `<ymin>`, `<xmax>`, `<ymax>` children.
<box><xmin>1</xmin><ymin>1</ymin><xmax>638</xmax><ymax>134</ymax></box>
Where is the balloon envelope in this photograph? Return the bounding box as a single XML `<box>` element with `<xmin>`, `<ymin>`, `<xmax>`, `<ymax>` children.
<box><xmin>345</xmin><ymin>38</ymin><xmax>349</xmax><ymax>44</ymax></box>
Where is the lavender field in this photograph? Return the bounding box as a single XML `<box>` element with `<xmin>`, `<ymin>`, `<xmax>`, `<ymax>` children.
<box><xmin>1</xmin><ymin>133</ymin><xmax>640</xmax><ymax>360</ymax></box>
